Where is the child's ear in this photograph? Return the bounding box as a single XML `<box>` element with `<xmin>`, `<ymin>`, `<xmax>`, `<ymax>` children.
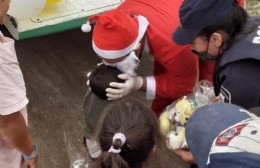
<box><xmin>210</xmin><ymin>33</ymin><xmax>223</xmax><ymax>47</ymax></box>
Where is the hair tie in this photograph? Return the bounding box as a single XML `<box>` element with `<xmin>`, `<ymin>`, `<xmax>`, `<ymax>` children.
<box><xmin>108</xmin><ymin>133</ymin><xmax>126</xmax><ymax>154</ymax></box>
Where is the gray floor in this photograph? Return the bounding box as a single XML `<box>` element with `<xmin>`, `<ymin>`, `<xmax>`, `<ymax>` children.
<box><xmin>12</xmin><ymin>28</ymin><xmax>188</xmax><ymax>168</ymax></box>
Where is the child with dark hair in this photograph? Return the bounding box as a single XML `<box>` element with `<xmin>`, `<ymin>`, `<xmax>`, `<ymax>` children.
<box><xmin>83</xmin><ymin>64</ymin><xmax>125</xmax><ymax>159</ymax></box>
<box><xmin>93</xmin><ymin>99</ymin><xmax>163</xmax><ymax>168</ymax></box>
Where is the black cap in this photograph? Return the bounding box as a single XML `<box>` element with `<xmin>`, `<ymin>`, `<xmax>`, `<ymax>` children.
<box><xmin>173</xmin><ymin>0</ymin><xmax>235</xmax><ymax>45</ymax></box>
<box><xmin>89</xmin><ymin>64</ymin><xmax>125</xmax><ymax>99</ymax></box>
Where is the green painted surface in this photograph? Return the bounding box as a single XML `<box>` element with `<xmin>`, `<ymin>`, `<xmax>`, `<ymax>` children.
<box><xmin>19</xmin><ymin>17</ymin><xmax>87</xmax><ymax>40</ymax></box>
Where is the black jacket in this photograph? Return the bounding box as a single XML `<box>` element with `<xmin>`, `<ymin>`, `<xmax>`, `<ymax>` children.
<box><xmin>214</xmin><ymin>16</ymin><xmax>260</xmax><ymax>109</ymax></box>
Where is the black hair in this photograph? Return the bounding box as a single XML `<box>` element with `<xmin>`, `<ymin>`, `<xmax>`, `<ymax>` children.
<box><xmin>94</xmin><ymin>99</ymin><xmax>163</xmax><ymax>168</ymax></box>
<box><xmin>198</xmin><ymin>1</ymin><xmax>250</xmax><ymax>42</ymax></box>
<box><xmin>89</xmin><ymin>64</ymin><xmax>125</xmax><ymax>99</ymax></box>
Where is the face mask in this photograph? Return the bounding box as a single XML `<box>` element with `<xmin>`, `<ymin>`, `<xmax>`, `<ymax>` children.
<box><xmin>103</xmin><ymin>51</ymin><xmax>140</xmax><ymax>76</ymax></box>
<box><xmin>191</xmin><ymin>41</ymin><xmax>218</xmax><ymax>61</ymax></box>
<box><xmin>192</xmin><ymin>50</ymin><xmax>217</xmax><ymax>61</ymax></box>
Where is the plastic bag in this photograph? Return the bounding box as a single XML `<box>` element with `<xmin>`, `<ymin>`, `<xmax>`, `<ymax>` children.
<box><xmin>194</xmin><ymin>80</ymin><xmax>215</xmax><ymax>107</ymax></box>
<box><xmin>159</xmin><ymin>80</ymin><xmax>215</xmax><ymax>150</ymax></box>
<box><xmin>64</xmin><ymin>131</ymin><xmax>90</xmax><ymax>168</ymax></box>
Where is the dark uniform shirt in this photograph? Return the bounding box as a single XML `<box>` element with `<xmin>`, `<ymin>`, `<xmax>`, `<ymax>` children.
<box><xmin>214</xmin><ymin>16</ymin><xmax>260</xmax><ymax>109</ymax></box>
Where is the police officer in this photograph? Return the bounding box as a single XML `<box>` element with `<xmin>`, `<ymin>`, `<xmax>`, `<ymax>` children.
<box><xmin>173</xmin><ymin>0</ymin><xmax>260</xmax><ymax>110</ymax></box>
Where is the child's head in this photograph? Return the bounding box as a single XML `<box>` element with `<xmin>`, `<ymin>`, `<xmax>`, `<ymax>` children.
<box><xmin>95</xmin><ymin>99</ymin><xmax>162</xmax><ymax>168</ymax></box>
<box><xmin>89</xmin><ymin>64</ymin><xmax>124</xmax><ymax>99</ymax></box>
<box><xmin>0</xmin><ymin>0</ymin><xmax>10</xmax><ymax>24</ymax></box>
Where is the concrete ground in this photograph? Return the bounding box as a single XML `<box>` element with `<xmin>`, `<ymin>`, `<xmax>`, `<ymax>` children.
<box><xmin>8</xmin><ymin>28</ymin><xmax>188</xmax><ymax>168</ymax></box>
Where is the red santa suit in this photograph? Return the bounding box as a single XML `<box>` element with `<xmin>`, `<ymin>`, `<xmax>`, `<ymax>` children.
<box><xmin>118</xmin><ymin>0</ymin><xmax>214</xmax><ymax>115</ymax></box>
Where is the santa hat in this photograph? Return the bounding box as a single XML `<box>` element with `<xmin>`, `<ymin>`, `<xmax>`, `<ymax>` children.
<box><xmin>81</xmin><ymin>9</ymin><xmax>149</xmax><ymax>59</ymax></box>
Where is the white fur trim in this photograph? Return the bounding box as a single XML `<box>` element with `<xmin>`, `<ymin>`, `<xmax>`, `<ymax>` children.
<box><xmin>93</xmin><ymin>15</ymin><xmax>149</xmax><ymax>59</ymax></box>
<box><xmin>81</xmin><ymin>21</ymin><xmax>92</xmax><ymax>32</ymax></box>
<box><xmin>146</xmin><ymin>76</ymin><xmax>156</xmax><ymax>100</ymax></box>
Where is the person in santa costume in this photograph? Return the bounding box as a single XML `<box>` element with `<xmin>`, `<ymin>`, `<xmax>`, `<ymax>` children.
<box><xmin>81</xmin><ymin>0</ymin><xmax>216</xmax><ymax>116</ymax></box>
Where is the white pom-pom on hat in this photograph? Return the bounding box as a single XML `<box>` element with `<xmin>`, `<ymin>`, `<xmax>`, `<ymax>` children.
<box><xmin>81</xmin><ymin>21</ymin><xmax>92</xmax><ymax>32</ymax></box>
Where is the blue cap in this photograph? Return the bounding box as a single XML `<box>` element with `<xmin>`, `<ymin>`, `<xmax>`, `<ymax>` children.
<box><xmin>186</xmin><ymin>103</ymin><xmax>260</xmax><ymax>168</ymax></box>
<box><xmin>173</xmin><ymin>0</ymin><xmax>235</xmax><ymax>45</ymax></box>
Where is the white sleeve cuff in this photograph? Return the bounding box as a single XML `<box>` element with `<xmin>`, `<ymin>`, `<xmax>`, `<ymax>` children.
<box><xmin>146</xmin><ymin>76</ymin><xmax>156</xmax><ymax>100</ymax></box>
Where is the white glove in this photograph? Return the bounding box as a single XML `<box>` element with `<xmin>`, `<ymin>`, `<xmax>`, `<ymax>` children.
<box><xmin>106</xmin><ymin>73</ymin><xmax>143</xmax><ymax>100</ymax></box>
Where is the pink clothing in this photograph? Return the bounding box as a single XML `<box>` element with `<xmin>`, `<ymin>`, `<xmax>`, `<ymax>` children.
<box><xmin>0</xmin><ymin>32</ymin><xmax>28</xmax><ymax>168</ymax></box>
<box><xmin>118</xmin><ymin>0</ymin><xmax>203</xmax><ymax>115</ymax></box>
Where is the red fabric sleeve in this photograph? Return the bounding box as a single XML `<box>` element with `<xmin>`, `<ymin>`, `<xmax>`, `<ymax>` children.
<box><xmin>154</xmin><ymin>46</ymin><xmax>199</xmax><ymax>101</ymax></box>
<box><xmin>198</xmin><ymin>60</ymin><xmax>215</xmax><ymax>82</ymax></box>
